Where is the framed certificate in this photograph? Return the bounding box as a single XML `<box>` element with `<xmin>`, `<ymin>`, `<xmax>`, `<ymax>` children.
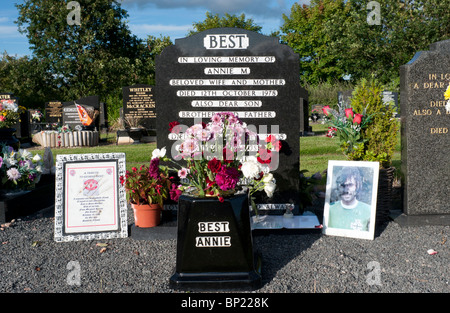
<box><xmin>54</xmin><ymin>153</ymin><xmax>128</xmax><ymax>242</ymax></box>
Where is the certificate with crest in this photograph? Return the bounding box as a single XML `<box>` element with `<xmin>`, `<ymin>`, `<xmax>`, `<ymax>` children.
<box><xmin>54</xmin><ymin>153</ymin><xmax>128</xmax><ymax>242</ymax></box>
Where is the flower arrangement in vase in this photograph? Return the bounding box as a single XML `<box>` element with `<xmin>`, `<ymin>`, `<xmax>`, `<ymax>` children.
<box><xmin>322</xmin><ymin>101</ymin><xmax>373</xmax><ymax>160</ymax></box>
<box><xmin>0</xmin><ymin>144</ymin><xmax>43</xmax><ymax>192</ymax></box>
<box><xmin>159</xmin><ymin>112</ymin><xmax>278</xmax><ymax>214</ymax></box>
<box><xmin>119</xmin><ymin>153</ymin><xmax>179</xmax><ymax>227</ymax></box>
<box><xmin>0</xmin><ymin>99</ymin><xmax>25</xmax><ymax>129</ymax></box>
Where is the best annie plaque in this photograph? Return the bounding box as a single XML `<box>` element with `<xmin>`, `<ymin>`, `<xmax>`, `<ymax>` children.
<box><xmin>54</xmin><ymin>153</ymin><xmax>128</xmax><ymax>242</ymax></box>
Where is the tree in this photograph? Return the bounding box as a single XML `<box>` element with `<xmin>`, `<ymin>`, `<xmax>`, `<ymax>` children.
<box><xmin>15</xmin><ymin>0</ymin><xmax>148</xmax><ymax>102</ymax></box>
<box><xmin>280</xmin><ymin>0</ymin><xmax>348</xmax><ymax>85</ymax></box>
<box><xmin>281</xmin><ymin>0</ymin><xmax>450</xmax><ymax>86</ymax></box>
<box><xmin>0</xmin><ymin>53</ymin><xmax>58</xmax><ymax>108</ymax></box>
<box><xmin>188</xmin><ymin>12</ymin><xmax>263</xmax><ymax>36</ymax></box>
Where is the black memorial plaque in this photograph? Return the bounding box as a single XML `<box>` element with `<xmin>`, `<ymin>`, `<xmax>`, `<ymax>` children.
<box><xmin>122</xmin><ymin>84</ymin><xmax>156</xmax><ymax>130</ymax></box>
<box><xmin>45</xmin><ymin>100</ymin><xmax>63</xmax><ymax>124</ymax></box>
<box><xmin>62</xmin><ymin>96</ymin><xmax>100</xmax><ymax>130</ymax></box>
<box><xmin>156</xmin><ymin>28</ymin><xmax>301</xmax><ymax>213</ymax></box>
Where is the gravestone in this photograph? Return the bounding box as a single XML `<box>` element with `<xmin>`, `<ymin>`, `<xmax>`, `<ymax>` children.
<box><xmin>62</xmin><ymin>96</ymin><xmax>100</xmax><ymax>130</ymax></box>
<box><xmin>299</xmin><ymin>87</ymin><xmax>311</xmax><ymax>135</ymax></box>
<box><xmin>45</xmin><ymin>100</ymin><xmax>63</xmax><ymax>124</ymax></box>
<box><xmin>400</xmin><ymin>39</ymin><xmax>450</xmax><ymax>220</ymax></box>
<box><xmin>338</xmin><ymin>90</ymin><xmax>399</xmax><ymax>113</ymax></box>
<box><xmin>155</xmin><ymin>28</ymin><xmax>301</xmax><ymax>214</ymax></box>
<box><xmin>382</xmin><ymin>91</ymin><xmax>399</xmax><ymax>116</ymax></box>
<box><xmin>122</xmin><ymin>84</ymin><xmax>156</xmax><ymax>130</ymax></box>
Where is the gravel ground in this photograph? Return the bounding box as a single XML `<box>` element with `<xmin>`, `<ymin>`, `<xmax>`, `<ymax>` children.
<box><xmin>0</xmin><ymin>205</ymin><xmax>448</xmax><ymax>295</ymax></box>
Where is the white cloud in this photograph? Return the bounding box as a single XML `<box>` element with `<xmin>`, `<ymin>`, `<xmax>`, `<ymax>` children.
<box><xmin>0</xmin><ymin>25</ymin><xmax>24</xmax><ymax>38</ymax></box>
<box><xmin>130</xmin><ymin>23</ymin><xmax>192</xmax><ymax>38</ymax></box>
<box><xmin>121</xmin><ymin>0</ymin><xmax>290</xmax><ymax>19</ymax></box>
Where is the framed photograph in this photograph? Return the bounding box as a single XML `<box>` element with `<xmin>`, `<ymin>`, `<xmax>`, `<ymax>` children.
<box><xmin>54</xmin><ymin>153</ymin><xmax>128</xmax><ymax>242</ymax></box>
<box><xmin>322</xmin><ymin>160</ymin><xmax>379</xmax><ymax>240</ymax></box>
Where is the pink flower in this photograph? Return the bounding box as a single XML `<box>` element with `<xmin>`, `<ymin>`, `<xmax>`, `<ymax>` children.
<box><xmin>6</xmin><ymin>168</ymin><xmax>21</xmax><ymax>182</ymax></box>
<box><xmin>215</xmin><ymin>166</ymin><xmax>240</xmax><ymax>191</ymax></box>
<box><xmin>345</xmin><ymin>108</ymin><xmax>354</xmax><ymax>119</ymax></box>
<box><xmin>211</xmin><ymin>113</ymin><xmax>222</xmax><ymax>124</ymax></box>
<box><xmin>0</xmin><ymin>116</ymin><xmax>5</xmax><ymax>122</ymax></box>
<box><xmin>322</xmin><ymin>105</ymin><xmax>330</xmax><ymax>116</ymax></box>
<box><xmin>353</xmin><ymin>114</ymin><xmax>363</xmax><ymax>124</ymax></box>
<box><xmin>169</xmin><ymin>184</ymin><xmax>182</xmax><ymax>202</ymax></box>
<box><xmin>178</xmin><ymin>168</ymin><xmax>190</xmax><ymax>179</ymax></box>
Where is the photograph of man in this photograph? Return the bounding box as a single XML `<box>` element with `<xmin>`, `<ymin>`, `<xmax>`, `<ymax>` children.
<box><xmin>328</xmin><ymin>166</ymin><xmax>372</xmax><ymax>231</ymax></box>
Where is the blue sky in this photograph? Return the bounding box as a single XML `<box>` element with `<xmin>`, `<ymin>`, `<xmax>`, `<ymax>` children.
<box><xmin>0</xmin><ymin>0</ymin><xmax>309</xmax><ymax>57</ymax></box>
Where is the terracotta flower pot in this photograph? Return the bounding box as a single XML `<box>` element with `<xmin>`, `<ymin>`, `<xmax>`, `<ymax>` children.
<box><xmin>131</xmin><ymin>203</ymin><xmax>162</xmax><ymax>228</ymax></box>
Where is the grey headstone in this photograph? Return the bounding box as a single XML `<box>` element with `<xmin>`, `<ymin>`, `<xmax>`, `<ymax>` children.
<box><xmin>400</xmin><ymin>39</ymin><xmax>450</xmax><ymax>216</ymax></box>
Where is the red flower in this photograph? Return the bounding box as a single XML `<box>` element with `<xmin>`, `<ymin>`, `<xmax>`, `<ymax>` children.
<box><xmin>207</xmin><ymin>157</ymin><xmax>222</xmax><ymax>173</ymax></box>
<box><xmin>322</xmin><ymin>105</ymin><xmax>331</xmax><ymax>116</ymax></box>
<box><xmin>345</xmin><ymin>108</ymin><xmax>354</xmax><ymax>119</ymax></box>
<box><xmin>257</xmin><ymin>148</ymin><xmax>272</xmax><ymax>164</ymax></box>
<box><xmin>222</xmin><ymin>147</ymin><xmax>234</xmax><ymax>163</ymax></box>
<box><xmin>169</xmin><ymin>121</ymin><xmax>180</xmax><ymax>133</ymax></box>
<box><xmin>266</xmin><ymin>135</ymin><xmax>282</xmax><ymax>152</ymax></box>
<box><xmin>353</xmin><ymin>114</ymin><xmax>363</xmax><ymax>124</ymax></box>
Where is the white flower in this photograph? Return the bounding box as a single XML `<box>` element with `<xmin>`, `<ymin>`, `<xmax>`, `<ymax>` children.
<box><xmin>32</xmin><ymin>154</ymin><xmax>42</xmax><ymax>162</ymax></box>
<box><xmin>264</xmin><ymin>181</ymin><xmax>276</xmax><ymax>197</ymax></box>
<box><xmin>6</xmin><ymin>168</ymin><xmax>21</xmax><ymax>182</ymax></box>
<box><xmin>241</xmin><ymin>156</ymin><xmax>261</xmax><ymax>179</ymax></box>
<box><xmin>446</xmin><ymin>100</ymin><xmax>450</xmax><ymax>114</ymax></box>
<box><xmin>19</xmin><ymin>149</ymin><xmax>32</xmax><ymax>160</ymax></box>
<box><xmin>262</xmin><ymin>173</ymin><xmax>273</xmax><ymax>183</ymax></box>
<box><xmin>151</xmin><ymin>147</ymin><xmax>166</xmax><ymax>159</ymax></box>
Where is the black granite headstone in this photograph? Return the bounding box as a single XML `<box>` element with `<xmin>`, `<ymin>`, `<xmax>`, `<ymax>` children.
<box><xmin>299</xmin><ymin>87</ymin><xmax>311</xmax><ymax>135</ymax></box>
<box><xmin>62</xmin><ymin>96</ymin><xmax>100</xmax><ymax>130</ymax></box>
<box><xmin>156</xmin><ymin>28</ymin><xmax>301</xmax><ymax>214</ymax></box>
<box><xmin>400</xmin><ymin>39</ymin><xmax>450</xmax><ymax>217</ymax></box>
<box><xmin>45</xmin><ymin>100</ymin><xmax>63</xmax><ymax>124</ymax></box>
<box><xmin>122</xmin><ymin>84</ymin><xmax>156</xmax><ymax>130</ymax></box>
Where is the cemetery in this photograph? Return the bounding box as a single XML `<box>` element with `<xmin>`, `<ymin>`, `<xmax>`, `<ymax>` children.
<box><xmin>0</xmin><ymin>1</ymin><xmax>449</xmax><ymax>298</ymax></box>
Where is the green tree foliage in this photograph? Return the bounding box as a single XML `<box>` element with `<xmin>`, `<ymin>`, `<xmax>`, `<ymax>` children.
<box><xmin>282</xmin><ymin>0</ymin><xmax>450</xmax><ymax>86</ymax></box>
<box><xmin>188</xmin><ymin>12</ymin><xmax>262</xmax><ymax>36</ymax></box>
<box><xmin>0</xmin><ymin>53</ymin><xmax>59</xmax><ymax>108</ymax></box>
<box><xmin>281</xmin><ymin>0</ymin><xmax>348</xmax><ymax>84</ymax></box>
<box><xmin>13</xmin><ymin>0</ymin><xmax>171</xmax><ymax>113</ymax></box>
<box><xmin>349</xmin><ymin>78</ymin><xmax>399</xmax><ymax>168</ymax></box>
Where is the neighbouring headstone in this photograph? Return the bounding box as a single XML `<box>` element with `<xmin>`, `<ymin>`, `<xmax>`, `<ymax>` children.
<box><xmin>62</xmin><ymin>96</ymin><xmax>100</xmax><ymax>130</ymax></box>
<box><xmin>299</xmin><ymin>87</ymin><xmax>311</xmax><ymax>135</ymax></box>
<box><xmin>400</xmin><ymin>39</ymin><xmax>450</xmax><ymax>218</ymax></box>
<box><xmin>45</xmin><ymin>100</ymin><xmax>63</xmax><ymax>124</ymax></box>
<box><xmin>122</xmin><ymin>84</ymin><xmax>156</xmax><ymax>130</ymax></box>
<box><xmin>155</xmin><ymin>28</ymin><xmax>301</xmax><ymax>214</ymax></box>
<box><xmin>382</xmin><ymin>91</ymin><xmax>399</xmax><ymax>116</ymax></box>
<box><xmin>338</xmin><ymin>90</ymin><xmax>399</xmax><ymax>113</ymax></box>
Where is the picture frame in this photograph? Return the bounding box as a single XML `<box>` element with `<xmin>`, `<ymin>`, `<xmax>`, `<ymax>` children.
<box><xmin>322</xmin><ymin>160</ymin><xmax>379</xmax><ymax>240</ymax></box>
<box><xmin>54</xmin><ymin>153</ymin><xmax>128</xmax><ymax>242</ymax></box>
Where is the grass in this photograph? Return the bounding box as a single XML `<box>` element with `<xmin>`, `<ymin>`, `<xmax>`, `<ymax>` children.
<box><xmin>29</xmin><ymin>124</ymin><xmax>402</xmax><ymax>177</ymax></box>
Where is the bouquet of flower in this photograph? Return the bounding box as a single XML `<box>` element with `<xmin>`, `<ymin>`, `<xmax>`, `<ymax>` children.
<box><xmin>119</xmin><ymin>156</ymin><xmax>178</xmax><ymax>206</ymax></box>
<box><xmin>322</xmin><ymin>103</ymin><xmax>373</xmax><ymax>159</ymax></box>
<box><xmin>31</xmin><ymin>110</ymin><xmax>44</xmax><ymax>123</ymax></box>
<box><xmin>0</xmin><ymin>99</ymin><xmax>25</xmax><ymax>129</ymax></box>
<box><xmin>0</xmin><ymin>144</ymin><xmax>43</xmax><ymax>190</ymax></box>
<box><xmin>159</xmin><ymin>112</ymin><xmax>277</xmax><ymax>212</ymax></box>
